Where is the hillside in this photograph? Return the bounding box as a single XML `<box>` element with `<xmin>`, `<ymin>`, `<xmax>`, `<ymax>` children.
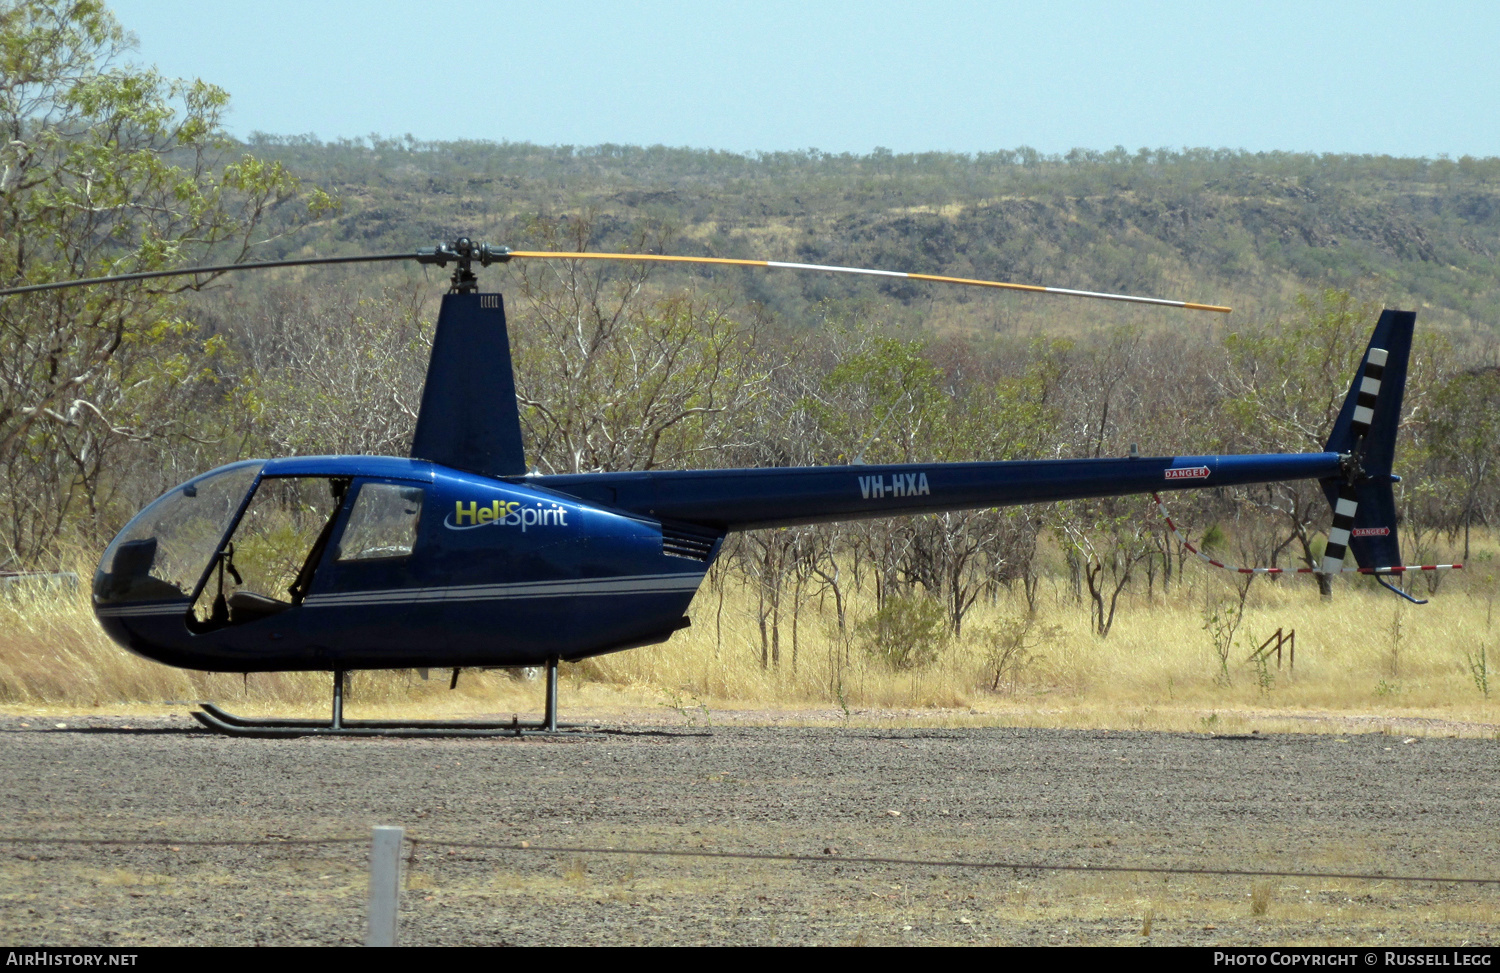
<box><xmin>245</xmin><ymin>137</ymin><xmax>1500</xmax><ymax>336</ymax></box>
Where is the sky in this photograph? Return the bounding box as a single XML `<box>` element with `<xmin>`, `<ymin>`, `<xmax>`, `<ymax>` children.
<box><xmin>105</xmin><ymin>0</ymin><xmax>1500</xmax><ymax>158</ymax></box>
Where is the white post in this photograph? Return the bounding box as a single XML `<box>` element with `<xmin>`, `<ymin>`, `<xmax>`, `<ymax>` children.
<box><xmin>366</xmin><ymin>825</ymin><xmax>404</xmax><ymax>947</ymax></box>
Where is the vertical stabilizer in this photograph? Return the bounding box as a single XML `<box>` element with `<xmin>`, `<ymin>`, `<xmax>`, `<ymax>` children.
<box><xmin>410</xmin><ymin>292</ymin><xmax>526</xmax><ymax>478</ymax></box>
<box><xmin>1319</xmin><ymin>309</ymin><xmax>1416</xmax><ymax>574</ymax></box>
<box><xmin>1323</xmin><ymin>309</ymin><xmax>1415</xmax><ymax>475</ymax></box>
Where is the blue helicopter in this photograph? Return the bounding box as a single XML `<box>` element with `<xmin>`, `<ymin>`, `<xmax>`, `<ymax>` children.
<box><xmin>1</xmin><ymin>240</ymin><xmax>1426</xmax><ymax>736</ymax></box>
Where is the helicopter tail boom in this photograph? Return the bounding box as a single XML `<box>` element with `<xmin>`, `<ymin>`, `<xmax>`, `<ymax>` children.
<box><xmin>545</xmin><ymin>311</ymin><xmax>1423</xmax><ymax>583</ymax></box>
<box><xmin>541</xmin><ymin>451</ymin><xmax>1345</xmax><ymax>532</ymax></box>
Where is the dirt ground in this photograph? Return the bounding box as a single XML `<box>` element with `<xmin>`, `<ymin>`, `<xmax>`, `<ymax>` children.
<box><xmin>0</xmin><ymin>711</ymin><xmax>1497</xmax><ymax>946</ymax></box>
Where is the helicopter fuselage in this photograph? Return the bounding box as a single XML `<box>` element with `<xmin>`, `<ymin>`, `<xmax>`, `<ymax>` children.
<box><xmin>92</xmin><ymin>450</ymin><xmax>1343</xmax><ymax>673</ymax></box>
<box><xmin>93</xmin><ymin>455</ymin><xmax>712</xmax><ymax>671</ymax></box>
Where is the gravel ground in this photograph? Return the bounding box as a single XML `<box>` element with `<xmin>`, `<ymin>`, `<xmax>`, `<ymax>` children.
<box><xmin>0</xmin><ymin>712</ymin><xmax>1497</xmax><ymax>946</ymax></box>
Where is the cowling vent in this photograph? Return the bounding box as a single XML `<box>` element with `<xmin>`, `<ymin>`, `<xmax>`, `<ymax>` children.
<box><xmin>661</xmin><ymin>522</ymin><xmax>720</xmax><ymax>562</ymax></box>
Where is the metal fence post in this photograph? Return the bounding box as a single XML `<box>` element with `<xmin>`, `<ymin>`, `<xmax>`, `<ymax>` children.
<box><xmin>367</xmin><ymin>825</ymin><xmax>404</xmax><ymax>947</ymax></box>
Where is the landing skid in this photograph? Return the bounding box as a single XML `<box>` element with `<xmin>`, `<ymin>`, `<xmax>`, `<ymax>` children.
<box><xmin>190</xmin><ymin>657</ymin><xmax>591</xmax><ymax>738</ymax></box>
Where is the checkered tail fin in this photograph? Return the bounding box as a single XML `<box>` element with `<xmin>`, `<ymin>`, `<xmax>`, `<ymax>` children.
<box><xmin>1317</xmin><ymin>309</ymin><xmax>1415</xmax><ymax>575</ymax></box>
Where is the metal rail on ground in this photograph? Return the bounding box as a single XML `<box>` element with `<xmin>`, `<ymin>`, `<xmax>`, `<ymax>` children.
<box><xmin>1</xmin><ymin>832</ymin><xmax>1494</xmax><ymax>886</ymax></box>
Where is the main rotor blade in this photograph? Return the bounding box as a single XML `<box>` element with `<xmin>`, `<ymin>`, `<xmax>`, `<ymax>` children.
<box><xmin>505</xmin><ymin>250</ymin><xmax>1233</xmax><ymax>313</ymax></box>
<box><xmin>2</xmin><ymin>243</ymin><xmax>1233</xmax><ymax>313</ymax></box>
<box><xmin>0</xmin><ymin>252</ymin><xmax>416</xmax><ymax>297</ymax></box>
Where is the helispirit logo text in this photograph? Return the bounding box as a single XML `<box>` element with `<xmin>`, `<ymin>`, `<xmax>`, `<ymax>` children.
<box><xmin>445</xmin><ymin>499</ymin><xmax>568</xmax><ymax>532</ymax></box>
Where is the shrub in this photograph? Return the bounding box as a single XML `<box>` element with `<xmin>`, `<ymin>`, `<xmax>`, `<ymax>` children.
<box><xmin>857</xmin><ymin>594</ymin><xmax>948</xmax><ymax>672</ymax></box>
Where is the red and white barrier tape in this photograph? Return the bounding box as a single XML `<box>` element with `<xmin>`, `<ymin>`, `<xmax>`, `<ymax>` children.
<box><xmin>1150</xmin><ymin>492</ymin><xmax>1461</xmax><ymax>576</ymax></box>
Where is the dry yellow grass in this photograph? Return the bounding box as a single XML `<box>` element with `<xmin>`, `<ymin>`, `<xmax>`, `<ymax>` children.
<box><xmin>2</xmin><ymin>550</ymin><xmax>1496</xmax><ymax>733</ymax></box>
<box><xmin>586</xmin><ymin>559</ymin><xmax>1500</xmax><ymax>734</ymax></box>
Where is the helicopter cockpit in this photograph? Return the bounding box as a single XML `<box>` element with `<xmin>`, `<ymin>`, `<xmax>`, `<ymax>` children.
<box><xmin>189</xmin><ymin>474</ymin><xmax>425</xmax><ymax>630</ymax></box>
<box><xmin>93</xmin><ymin>460</ymin><xmax>427</xmax><ymax>631</ymax></box>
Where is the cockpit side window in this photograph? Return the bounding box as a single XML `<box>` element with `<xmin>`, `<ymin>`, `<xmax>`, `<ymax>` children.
<box><xmin>335</xmin><ymin>484</ymin><xmax>424</xmax><ymax>562</ymax></box>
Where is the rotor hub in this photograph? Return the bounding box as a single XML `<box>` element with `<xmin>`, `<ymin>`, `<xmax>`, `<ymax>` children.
<box><xmin>415</xmin><ymin>239</ymin><xmax>511</xmax><ymax>293</ymax></box>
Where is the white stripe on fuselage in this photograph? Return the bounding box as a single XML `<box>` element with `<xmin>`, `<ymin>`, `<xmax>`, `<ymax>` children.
<box><xmin>302</xmin><ymin>572</ymin><xmax>705</xmax><ymax>609</ymax></box>
<box><xmin>98</xmin><ymin>573</ymin><xmax>706</xmax><ymax>616</ymax></box>
<box><xmin>94</xmin><ymin>601</ymin><xmax>191</xmax><ymax>618</ymax></box>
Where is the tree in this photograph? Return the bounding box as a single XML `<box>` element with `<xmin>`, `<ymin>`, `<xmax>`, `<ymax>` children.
<box><xmin>1057</xmin><ymin>498</ymin><xmax>1154</xmax><ymax>637</ymax></box>
<box><xmin>856</xmin><ymin>592</ymin><xmax>948</xmax><ymax>672</ymax></box>
<box><xmin>1218</xmin><ymin>290</ymin><xmax>1381</xmax><ymax>596</ymax></box>
<box><xmin>508</xmin><ymin>214</ymin><xmax>770</xmax><ymax>474</ymax></box>
<box><xmin>1424</xmin><ymin>366</ymin><xmax>1500</xmax><ymax>561</ymax></box>
<box><xmin>0</xmin><ymin>0</ymin><xmax>315</xmax><ymax>561</ymax></box>
<box><xmin>216</xmin><ymin>283</ymin><xmax>433</xmax><ymax>458</ymax></box>
<box><xmin>815</xmin><ymin>330</ymin><xmax>945</xmax><ymax>466</ymax></box>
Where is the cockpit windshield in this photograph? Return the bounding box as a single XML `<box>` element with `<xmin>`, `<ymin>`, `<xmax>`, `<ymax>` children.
<box><xmin>93</xmin><ymin>461</ymin><xmax>263</xmax><ymax>606</ymax></box>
